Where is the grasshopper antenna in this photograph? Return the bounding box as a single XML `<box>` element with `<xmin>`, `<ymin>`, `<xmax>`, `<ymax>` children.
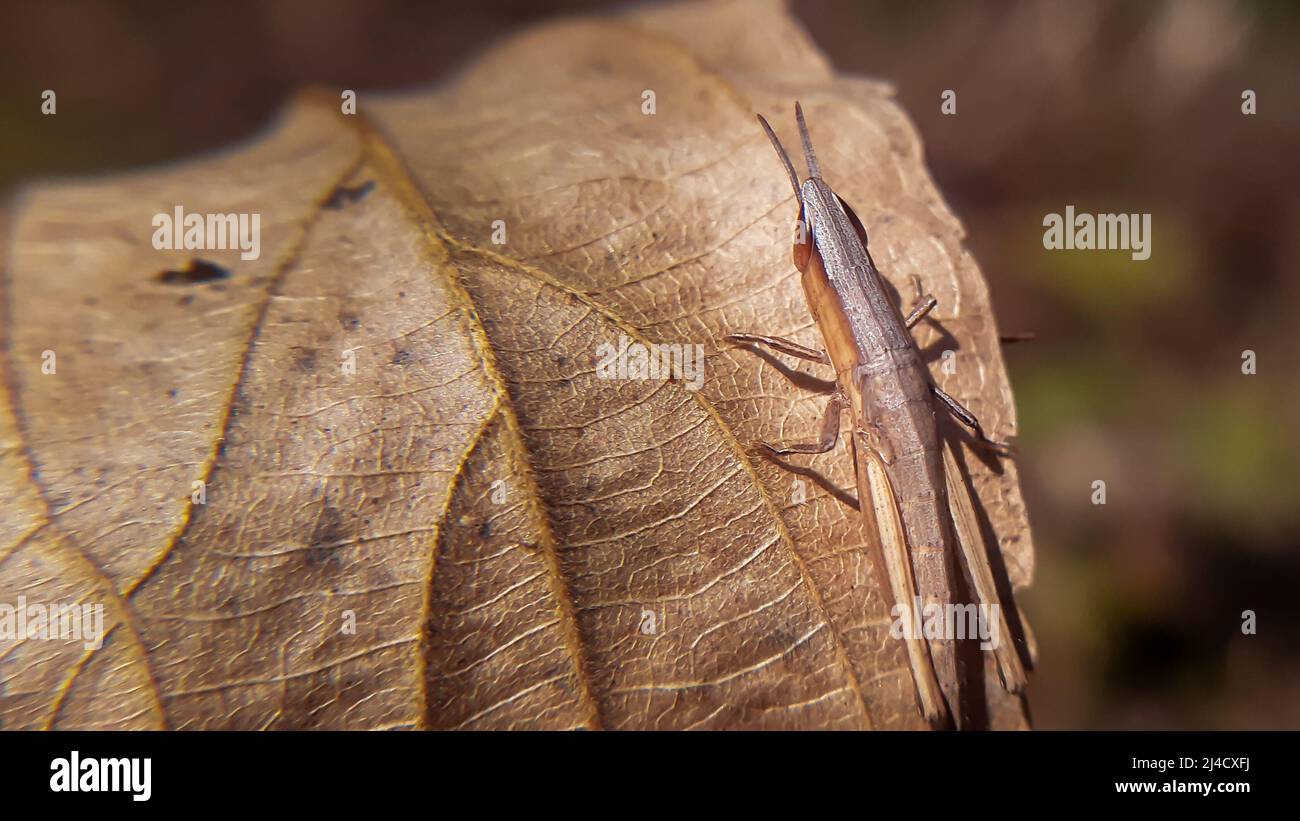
<box><xmin>756</xmin><ymin>113</ymin><xmax>801</xmax><ymax>199</ymax></box>
<box><xmin>794</xmin><ymin>102</ymin><xmax>822</xmax><ymax>180</ymax></box>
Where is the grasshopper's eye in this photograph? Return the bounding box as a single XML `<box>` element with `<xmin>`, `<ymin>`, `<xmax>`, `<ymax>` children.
<box><xmin>835</xmin><ymin>193</ymin><xmax>870</xmax><ymax>248</ymax></box>
<box><xmin>792</xmin><ymin>204</ymin><xmax>812</xmax><ymax>271</ymax></box>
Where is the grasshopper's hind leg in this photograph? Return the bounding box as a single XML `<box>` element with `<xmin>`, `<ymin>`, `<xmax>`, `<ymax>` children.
<box><xmin>941</xmin><ymin>441</ymin><xmax>1028</xmax><ymax>693</ymax></box>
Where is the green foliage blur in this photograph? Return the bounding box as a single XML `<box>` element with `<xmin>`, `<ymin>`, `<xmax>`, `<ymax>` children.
<box><xmin>806</xmin><ymin>0</ymin><xmax>1300</xmax><ymax>729</ymax></box>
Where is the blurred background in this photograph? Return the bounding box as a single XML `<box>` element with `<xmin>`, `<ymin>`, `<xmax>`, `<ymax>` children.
<box><xmin>3</xmin><ymin>0</ymin><xmax>1297</xmax><ymax>729</ymax></box>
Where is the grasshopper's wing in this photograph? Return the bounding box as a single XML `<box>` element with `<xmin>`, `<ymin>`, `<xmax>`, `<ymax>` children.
<box><xmin>941</xmin><ymin>439</ymin><xmax>1031</xmax><ymax>691</ymax></box>
<box><xmin>853</xmin><ymin>436</ymin><xmax>948</xmax><ymax>725</ymax></box>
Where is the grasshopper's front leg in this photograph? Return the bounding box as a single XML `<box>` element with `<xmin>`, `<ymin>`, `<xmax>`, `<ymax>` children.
<box><xmin>758</xmin><ymin>390</ymin><xmax>846</xmax><ymax>456</ymax></box>
<box><xmin>907</xmin><ymin>279</ymin><xmax>1033</xmax><ymax>345</ymax></box>
<box><xmin>725</xmin><ymin>332</ymin><xmax>829</xmax><ymax>364</ymax></box>
<box><xmin>903</xmin><ymin>274</ymin><xmax>938</xmax><ymax>329</ymax></box>
<box><xmin>726</xmin><ymin>332</ymin><xmax>847</xmax><ymax>455</ymax></box>
<box><xmin>904</xmin><ymin>296</ymin><xmax>938</xmax><ymax>329</ymax></box>
<box><xmin>931</xmin><ymin>384</ymin><xmax>1014</xmax><ymax>454</ymax></box>
<box><xmin>897</xmin><ymin>285</ymin><xmax>1015</xmax><ymax>455</ymax></box>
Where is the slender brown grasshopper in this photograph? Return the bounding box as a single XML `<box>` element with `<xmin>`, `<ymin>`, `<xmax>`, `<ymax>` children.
<box><xmin>729</xmin><ymin>105</ymin><xmax>1028</xmax><ymax>728</ymax></box>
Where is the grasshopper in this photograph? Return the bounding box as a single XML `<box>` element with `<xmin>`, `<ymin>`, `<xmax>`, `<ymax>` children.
<box><xmin>729</xmin><ymin>105</ymin><xmax>1028</xmax><ymax>728</ymax></box>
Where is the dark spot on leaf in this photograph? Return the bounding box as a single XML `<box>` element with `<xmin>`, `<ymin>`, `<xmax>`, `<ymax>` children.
<box><xmin>157</xmin><ymin>258</ymin><xmax>230</xmax><ymax>285</ymax></box>
<box><xmin>391</xmin><ymin>349</ymin><xmax>411</xmax><ymax>366</ymax></box>
<box><xmin>324</xmin><ymin>179</ymin><xmax>376</xmax><ymax>209</ymax></box>
<box><xmin>178</xmin><ymin>294</ymin><xmax>195</xmax><ymax>306</ymax></box>
<box><xmin>292</xmin><ymin>346</ymin><xmax>318</xmax><ymax>374</ymax></box>
<box><xmin>306</xmin><ymin>504</ymin><xmax>348</xmax><ymax>568</ymax></box>
<box><xmin>479</xmin><ymin>520</ymin><xmax>493</xmax><ymax>539</ymax></box>
<box><xmin>338</xmin><ymin>310</ymin><xmax>361</xmax><ymax>331</ymax></box>
<box><xmin>168</xmin><ymin>388</ymin><xmax>178</xmax><ymax>398</ymax></box>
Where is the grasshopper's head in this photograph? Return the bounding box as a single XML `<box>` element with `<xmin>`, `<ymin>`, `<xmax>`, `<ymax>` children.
<box><xmin>756</xmin><ymin>103</ymin><xmax>870</xmax><ymax>272</ymax></box>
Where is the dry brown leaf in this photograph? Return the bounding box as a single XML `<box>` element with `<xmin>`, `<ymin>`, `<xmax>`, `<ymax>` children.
<box><xmin>0</xmin><ymin>0</ymin><xmax>1033</xmax><ymax>730</ymax></box>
